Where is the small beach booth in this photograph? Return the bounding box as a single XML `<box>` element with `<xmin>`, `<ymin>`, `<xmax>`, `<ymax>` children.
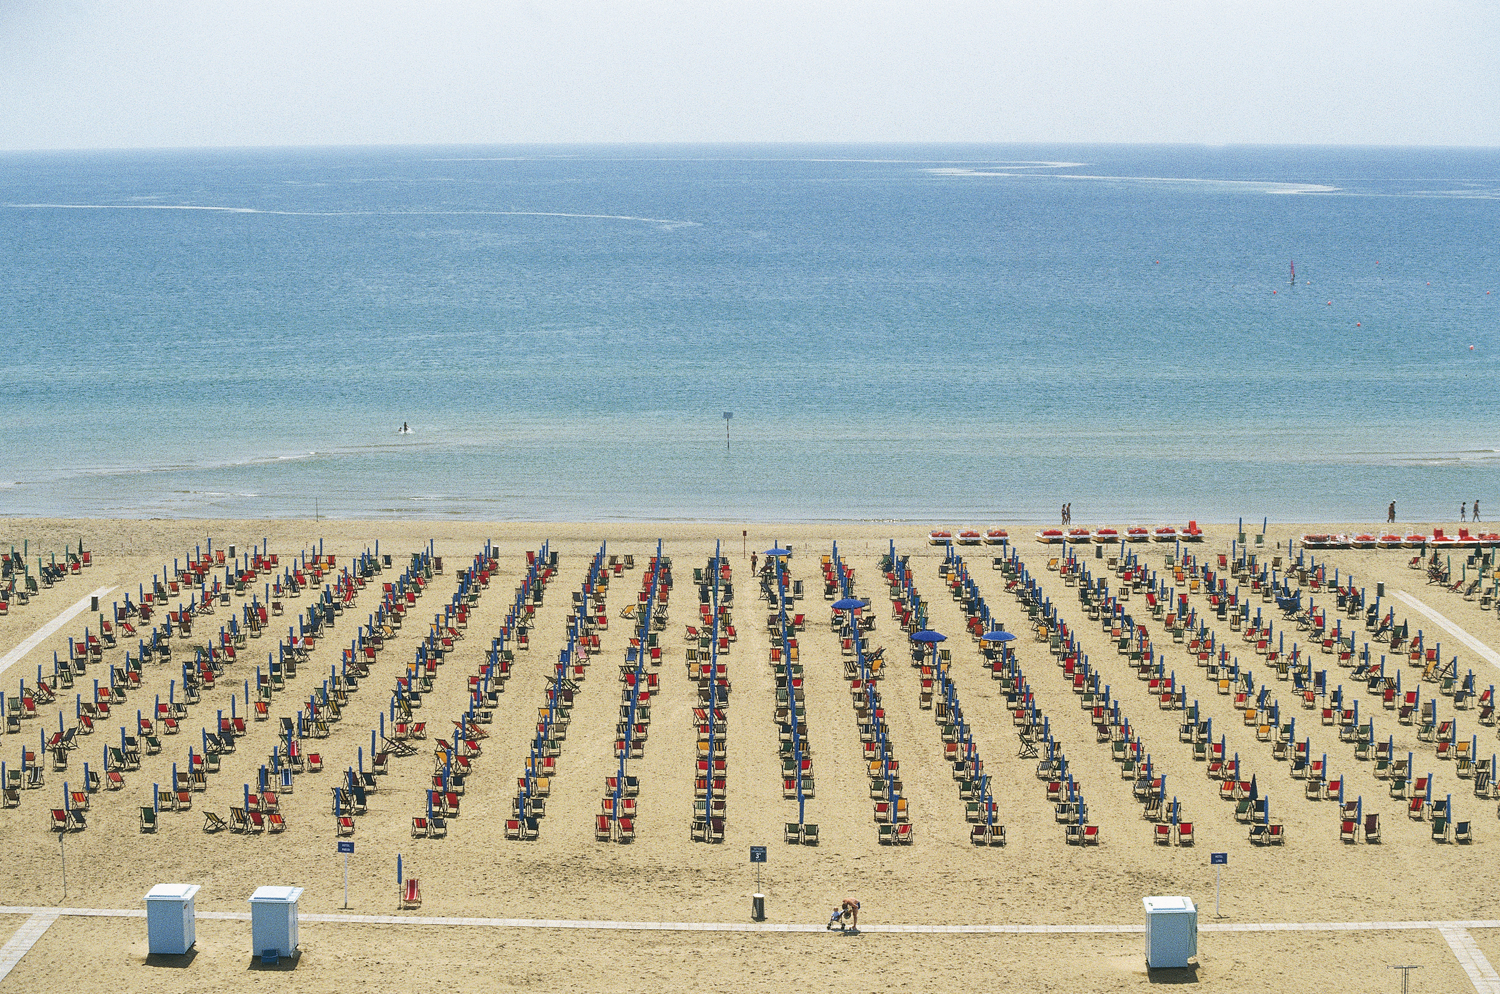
<box><xmin>1142</xmin><ymin>895</ymin><xmax>1197</xmax><ymax>969</ymax></box>
<box><xmin>248</xmin><ymin>886</ymin><xmax>303</xmax><ymax>961</ymax></box>
<box><xmin>144</xmin><ymin>883</ymin><xmax>200</xmax><ymax>955</ymax></box>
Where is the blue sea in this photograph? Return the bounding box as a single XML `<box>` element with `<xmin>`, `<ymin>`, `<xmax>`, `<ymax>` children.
<box><xmin>0</xmin><ymin>144</ymin><xmax>1496</xmax><ymax>524</ymax></box>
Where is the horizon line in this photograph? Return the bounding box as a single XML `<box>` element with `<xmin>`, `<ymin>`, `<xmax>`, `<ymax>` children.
<box><xmin>4</xmin><ymin>139</ymin><xmax>1500</xmax><ymax>156</ymax></box>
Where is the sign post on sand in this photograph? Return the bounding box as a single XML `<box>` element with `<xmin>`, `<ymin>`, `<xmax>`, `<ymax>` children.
<box><xmin>1210</xmin><ymin>852</ymin><xmax>1227</xmax><ymax>917</ymax></box>
<box><xmin>338</xmin><ymin>840</ymin><xmax>354</xmax><ymax>908</ymax></box>
<box><xmin>750</xmin><ymin>846</ymin><xmax>767</xmax><ymax>921</ymax></box>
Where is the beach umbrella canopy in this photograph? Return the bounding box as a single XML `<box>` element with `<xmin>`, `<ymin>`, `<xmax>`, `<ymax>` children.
<box><xmin>764</xmin><ymin>548</ymin><xmax>792</xmax><ymax>557</ymax></box>
<box><xmin>831</xmin><ymin>598</ymin><xmax>867</xmax><ymax>611</ymax></box>
<box><xmin>980</xmin><ymin>631</ymin><xmax>1017</xmax><ymax>643</ymax></box>
<box><xmin>910</xmin><ymin>630</ymin><xmax>947</xmax><ymax>644</ymax></box>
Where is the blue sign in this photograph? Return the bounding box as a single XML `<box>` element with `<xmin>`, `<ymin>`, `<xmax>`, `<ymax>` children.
<box><xmin>337</xmin><ymin>841</ymin><xmax>354</xmax><ymax>854</ymax></box>
<box><xmin>1210</xmin><ymin>852</ymin><xmax>1227</xmax><ymax>865</ymax></box>
<box><xmin>749</xmin><ymin>846</ymin><xmax>767</xmax><ymax>863</ymax></box>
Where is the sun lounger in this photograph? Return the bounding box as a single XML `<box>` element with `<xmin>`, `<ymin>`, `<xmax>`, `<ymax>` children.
<box><xmin>204</xmin><ymin>811</ymin><xmax>227</xmax><ymax>833</ymax></box>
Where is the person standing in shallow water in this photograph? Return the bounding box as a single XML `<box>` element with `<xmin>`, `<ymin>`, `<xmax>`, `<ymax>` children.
<box><xmin>1388</xmin><ymin>501</ymin><xmax>1396</xmax><ymax>523</ymax></box>
<box><xmin>1461</xmin><ymin>502</ymin><xmax>1467</xmax><ymax>522</ymax></box>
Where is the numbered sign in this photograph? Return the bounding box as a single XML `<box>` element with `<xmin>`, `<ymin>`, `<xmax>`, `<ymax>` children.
<box><xmin>749</xmin><ymin>846</ymin><xmax>767</xmax><ymax>864</ymax></box>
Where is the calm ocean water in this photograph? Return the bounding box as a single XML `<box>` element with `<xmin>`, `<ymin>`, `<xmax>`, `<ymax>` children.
<box><xmin>0</xmin><ymin>144</ymin><xmax>1496</xmax><ymax>524</ymax></box>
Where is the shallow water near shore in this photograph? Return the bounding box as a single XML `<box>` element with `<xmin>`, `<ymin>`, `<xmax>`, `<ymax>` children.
<box><xmin>1</xmin><ymin>143</ymin><xmax>1497</xmax><ymax>522</ymax></box>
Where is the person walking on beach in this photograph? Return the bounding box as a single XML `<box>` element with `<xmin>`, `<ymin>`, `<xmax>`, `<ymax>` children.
<box><xmin>1461</xmin><ymin>502</ymin><xmax>1467</xmax><ymax>522</ymax></box>
<box><xmin>751</xmin><ymin>552</ymin><xmax>758</xmax><ymax>577</ymax></box>
<box><xmin>1388</xmin><ymin>501</ymin><xmax>1396</xmax><ymax>523</ymax></box>
<box><xmin>1474</xmin><ymin>499</ymin><xmax>1481</xmax><ymax>522</ymax></box>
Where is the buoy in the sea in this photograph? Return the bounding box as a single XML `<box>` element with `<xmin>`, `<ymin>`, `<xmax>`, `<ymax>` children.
<box><xmin>1471</xmin><ymin>345</ymin><xmax>1476</xmax><ymax>351</ymax></box>
<box><xmin>1356</xmin><ymin>322</ymin><xmax>1361</xmax><ymax>327</ymax></box>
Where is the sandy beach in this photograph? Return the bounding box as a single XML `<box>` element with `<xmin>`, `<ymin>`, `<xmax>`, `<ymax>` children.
<box><xmin>0</xmin><ymin>516</ymin><xmax>1496</xmax><ymax>992</ymax></box>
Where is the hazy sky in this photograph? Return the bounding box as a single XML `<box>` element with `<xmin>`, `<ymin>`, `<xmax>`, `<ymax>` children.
<box><xmin>2</xmin><ymin>1</ymin><xmax>1497</xmax><ymax>149</ymax></box>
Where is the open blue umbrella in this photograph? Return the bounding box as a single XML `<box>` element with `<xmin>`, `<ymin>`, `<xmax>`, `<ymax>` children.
<box><xmin>764</xmin><ymin>548</ymin><xmax>792</xmax><ymax>557</ymax></box>
<box><xmin>832</xmin><ymin>598</ymin><xmax>867</xmax><ymax>611</ymax></box>
<box><xmin>912</xmin><ymin>629</ymin><xmax>945</xmax><ymax>666</ymax></box>
<box><xmin>980</xmin><ymin>631</ymin><xmax>1017</xmax><ymax>643</ymax></box>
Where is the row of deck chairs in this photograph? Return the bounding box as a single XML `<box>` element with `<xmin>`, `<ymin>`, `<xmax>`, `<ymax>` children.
<box><xmin>603</xmin><ymin>551</ymin><xmax>669</xmax><ymax>844</ymax></box>
<box><xmin>764</xmin><ymin>553</ymin><xmax>816</xmax><ymax>845</ymax></box>
<box><xmin>688</xmin><ymin>553</ymin><xmax>732</xmax><ymax>844</ymax></box>
<box><xmin>405</xmin><ymin>546</ymin><xmax>495</xmax><ymax>839</ymax></box>
<box><xmin>489</xmin><ymin>545</ymin><xmax>565</xmax><ymax>843</ymax></box>
<box><xmin>1169</xmin><ymin>551</ymin><xmax>1301</xmax><ymax>844</ymax></box>
<box><xmin>1014</xmin><ymin>554</ymin><xmax>1122</xmax><ymax>845</ymax></box>
<box><xmin>826</xmin><ymin>548</ymin><xmax>910</xmax><ymax>845</ymax></box>
<box><xmin>0</xmin><ymin>542</ymin><xmax>88</xmax><ymax>617</ymax></box>
<box><xmin>995</xmin><ymin>552</ymin><xmax>1107</xmax><ymax>843</ymax></box>
<box><xmin>53</xmin><ymin>541</ymin><xmax>297</xmax><ymax>829</ymax></box>
<box><xmin>210</xmin><ymin>545</ymin><xmax>392</xmax><ymax>834</ymax></box>
<box><xmin>921</xmin><ymin>552</ymin><xmax>1016</xmax><ymax>845</ymax></box>
<box><xmin>1067</xmin><ymin>554</ymin><xmax>1191</xmax><ymax>834</ymax></box>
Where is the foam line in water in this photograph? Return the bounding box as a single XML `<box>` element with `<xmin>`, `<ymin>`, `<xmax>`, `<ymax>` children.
<box><xmin>5</xmin><ymin>203</ymin><xmax>698</xmax><ymax>227</ymax></box>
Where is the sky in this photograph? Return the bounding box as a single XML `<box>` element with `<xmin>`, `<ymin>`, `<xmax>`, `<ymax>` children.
<box><xmin>1</xmin><ymin>1</ymin><xmax>1498</xmax><ymax>150</ymax></box>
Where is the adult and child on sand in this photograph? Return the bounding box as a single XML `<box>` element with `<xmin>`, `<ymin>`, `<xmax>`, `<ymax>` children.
<box><xmin>826</xmin><ymin>898</ymin><xmax>861</xmax><ymax>933</ymax></box>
